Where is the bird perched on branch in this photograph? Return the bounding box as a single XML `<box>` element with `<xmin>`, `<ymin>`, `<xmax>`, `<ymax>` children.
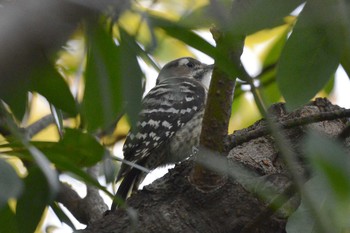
<box><xmin>111</xmin><ymin>57</ymin><xmax>213</xmax><ymax>210</ymax></box>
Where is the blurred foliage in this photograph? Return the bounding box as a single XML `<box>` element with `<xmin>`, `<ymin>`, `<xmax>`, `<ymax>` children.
<box><xmin>0</xmin><ymin>0</ymin><xmax>349</xmax><ymax>232</ymax></box>
<box><xmin>287</xmin><ymin>133</ymin><xmax>350</xmax><ymax>233</ymax></box>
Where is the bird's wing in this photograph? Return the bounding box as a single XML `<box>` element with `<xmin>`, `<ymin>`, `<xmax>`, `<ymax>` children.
<box><xmin>117</xmin><ymin>78</ymin><xmax>206</xmax><ymax>180</ymax></box>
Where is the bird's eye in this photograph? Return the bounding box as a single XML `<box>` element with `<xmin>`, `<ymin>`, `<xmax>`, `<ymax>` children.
<box><xmin>186</xmin><ymin>62</ymin><xmax>195</xmax><ymax>68</ymax></box>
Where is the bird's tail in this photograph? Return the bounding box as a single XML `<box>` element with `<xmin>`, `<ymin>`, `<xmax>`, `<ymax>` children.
<box><xmin>110</xmin><ymin>168</ymin><xmax>141</xmax><ymax>211</ymax></box>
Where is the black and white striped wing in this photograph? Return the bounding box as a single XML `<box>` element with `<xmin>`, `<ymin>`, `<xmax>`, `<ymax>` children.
<box><xmin>118</xmin><ymin>78</ymin><xmax>206</xmax><ymax>180</ymax></box>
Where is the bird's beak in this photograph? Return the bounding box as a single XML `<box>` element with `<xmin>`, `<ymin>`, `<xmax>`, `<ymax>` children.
<box><xmin>207</xmin><ymin>64</ymin><xmax>214</xmax><ymax>70</ymax></box>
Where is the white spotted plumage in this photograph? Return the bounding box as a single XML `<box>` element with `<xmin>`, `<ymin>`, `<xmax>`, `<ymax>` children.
<box><xmin>112</xmin><ymin>57</ymin><xmax>213</xmax><ymax>210</ymax></box>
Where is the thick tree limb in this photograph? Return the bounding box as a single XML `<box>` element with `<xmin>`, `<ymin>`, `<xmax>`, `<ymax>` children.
<box><xmin>57</xmin><ymin>168</ymin><xmax>109</xmax><ymax>225</ymax></box>
<box><xmin>83</xmin><ymin>98</ymin><xmax>350</xmax><ymax>233</ymax></box>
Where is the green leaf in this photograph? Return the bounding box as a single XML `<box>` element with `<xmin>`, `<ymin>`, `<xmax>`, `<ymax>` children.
<box><xmin>298</xmin><ymin>132</ymin><xmax>350</xmax><ymax>231</ymax></box>
<box><xmin>336</xmin><ymin>2</ymin><xmax>350</xmax><ymax>78</ymax></box>
<box><xmin>148</xmin><ymin>15</ymin><xmax>242</xmax><ymax>79</ymax></box>
<box><xmin>229</xmin><ymin>0</ymin><xmax>304</xmax><ymax>35</ymax></box>
<box><xmin>288</xmin><ymin>131</ymin><xmax>350</xmax><ymax>232</ymax></box>
<box><xmin>1</xmin><ymin>129</ymin><xmax>97</xmax><ymax>200</ymax></box>
<box><xmin>323</xmin><ymin>74</ymin><xmax>335</xmax><ymax>95</ymax></box>
<box><xmin>277</xmin><ymin>2</ymin><xmax>341</xmax><ymax>110</ymax></box>
<box><xmin>16</xmin><ymin>168</ymin><xmax>51</xmax><ymax>233</ymax></box>
<box><xmin>0</xmin><ymin>140</ymin><xmax>113</xmax><ymax>197</ymax></box>
<box><xmin>148</xmin><ymin>15</ymin><xmax>217</xmax><ymax>58</ymax></box>
<box><xmin>286</xmin><ymin>176</ymin><xmax>335</xmax><ymax>233</ymax></box>
<box><xmin>60</xmin><ymin>159</ymin><xmax>113</xmax><ymax>197</ymax></box>
<box><xmin>29</xmin><ymin>59</ymin><xmax>77</xmax><ymax>116</ymax></box>
<box><xmin>0</xmin><ymin>159</ymin><xmax>23</xmax><ymax>209</ymax></box>
<box><xmin>2</xmin><ymin>135</ymin><xmax>112</xmax><ymax>197</ymax></box>
<box><xmin>50</xmin><ymin>203</ymin><xmax>76</xmax><ymax>230</ymax></box>
<box><xmin>0</xmin><ymin>90</ymin><xmax>28</xmax><ymax>122</ymax></box>
<box><xmin>304</xmin><ymin>132</ymin><xmax>350</xmax><ymax>204</ymax></box>
<box><xmin>5</xmin><ymin>129</ymin><xmax>105</xmax><ymax>168</ymax></box>
<box><xmin>0</xmin><ymin>104</ymin><xmax>59</xmax><ymax>197</ymax></box>
<box><xmin>82</xmin><ymin>23</ymin><xmax>124</xmax><ymax>132</ymax></box>
<box><xmin>259</xmin><ymin>65</ymin><xmax>279</xmax><ymax>104</ymax></box>
<box><xmin>119</xmin><ymin>28</ymin><xmax>143</xmax><ymax>128</ymax></box>
<box><xmin>56</xmin><ymin>128</ymin><xmax>105</xmax><ymax>167</ymax></box>
<box><xmin>0</xmin><ymin>57</ymin><xmax>77</xmax><ymax>120</ymax></box>
<box><xmin>261</xmin><ymin>26</ymin><xmax>291</xmax><ymax>68</ymax></box>
<box><xmin>261</xmin><ymin>81</ymin><xmax>281</xmax><ymax>107</ymax></box>
<box><xmin>26</xmin><ymin>144</ymin><xmax>60</xmax><ymax>199</ymax></box>
<box><xmin>179</xmin><ymin>5</ymin><xmax>217</xmax><ymax>29</ymax></box>
<box><xmin>340</xmin><ymin>36</ymin><xmax>350</xmax><ymax>78</ymax></box>
<box><xmin>0</xmin><ymin>204</ymin><xmax>18</xmax><ymax>233</ymax></box>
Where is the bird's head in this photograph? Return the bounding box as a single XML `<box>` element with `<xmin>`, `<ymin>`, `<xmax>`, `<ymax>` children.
<box><xmin>156</xmin><ymin>57</ymin><xmax>214</xmax><ymax>89</ymax></box>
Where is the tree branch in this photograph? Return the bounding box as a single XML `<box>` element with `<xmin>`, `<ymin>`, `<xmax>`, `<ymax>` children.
<box><xmin>57</xmin><ymin>167</ymin><xmax>108</xmax><ymax>225</ymax></box>
<box><xmin>227</xmin><ymin>98</ymin><xmax>350</xmax><ymax>149</ymax></box>
<box><xmin>84</xmin><ymin>98</ymin><xmax>350</xmax><ymax>233</ymax></box>
<box><xmin>57</xmin><ymin>182</ymin><xmax>88</xmax><ymax>224</ymax></box>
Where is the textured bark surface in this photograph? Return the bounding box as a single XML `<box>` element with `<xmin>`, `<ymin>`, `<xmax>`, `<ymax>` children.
<box><xmin>83</xmin><ymin>98</ymin><xmax>349</xmax><ymax>233</ymax></box>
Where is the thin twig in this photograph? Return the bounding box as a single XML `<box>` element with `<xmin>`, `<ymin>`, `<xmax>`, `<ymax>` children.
<box><xmin>25</xmin><ymin>115</ymin><xmax>55</xmax><ymax>138</ymax></box>
<box><xmin>227</xmin><ymin>108</ymin><xmax>350</xmax><ymax>150</ymax></box>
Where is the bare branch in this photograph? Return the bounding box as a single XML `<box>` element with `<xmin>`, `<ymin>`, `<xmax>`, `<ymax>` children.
<box><xmin>227</xmin><ymin>98</ymin><xmax>350</xmax><ymax>149</ymax></box>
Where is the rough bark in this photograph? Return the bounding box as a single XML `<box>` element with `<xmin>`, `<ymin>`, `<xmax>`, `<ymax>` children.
<box><xmin>83</xmin><ymin>98</ymin><xmax>350</xmax><ymax>233</ymax></box>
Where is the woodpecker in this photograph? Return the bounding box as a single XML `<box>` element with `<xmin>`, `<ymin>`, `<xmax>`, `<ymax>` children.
<box><xmin>111</xmin><ymin>57</ymin><xmax>213</xmax><ymax>210</ymax></box>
